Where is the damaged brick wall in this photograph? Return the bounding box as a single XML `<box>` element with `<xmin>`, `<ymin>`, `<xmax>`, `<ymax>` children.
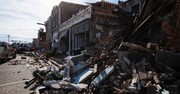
<box><xmin>162</xmin><ymin>0</ymin><xmax>180</xmax><ymax>51</ymax></box>
<box><xmin>90</xmin><ymin>1</ymin><xmax>122</xmax><ymax>53</ymax></box>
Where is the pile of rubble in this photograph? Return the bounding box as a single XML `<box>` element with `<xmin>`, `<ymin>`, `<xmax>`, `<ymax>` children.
<box><xmin>24</xmin><ymin>49</ymin><xmax>180</xmax><ymax>94</ymax></box>
<box><xmin>25</xmin><ymin>0</ymin><xmax>180</xmax><ymax>94</ymax></box>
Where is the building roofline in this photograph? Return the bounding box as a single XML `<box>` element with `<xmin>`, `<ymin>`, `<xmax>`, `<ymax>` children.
<box><xmin>59</xmin><ymin>1</ymin><xmax>87</xmax><ymax>6</ymax></box>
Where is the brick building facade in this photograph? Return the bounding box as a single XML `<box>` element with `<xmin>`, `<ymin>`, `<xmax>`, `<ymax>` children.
<box><xmin>45</xmin><ymin>1</ymin><xmax>87</xmax><ymax>53</ymax></box>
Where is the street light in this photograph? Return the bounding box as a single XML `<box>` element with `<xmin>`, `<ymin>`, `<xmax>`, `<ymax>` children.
<box><xmin>37</xmin><ymin>22</ymin><xmax>45</xmax><ymax>26</ymax></box>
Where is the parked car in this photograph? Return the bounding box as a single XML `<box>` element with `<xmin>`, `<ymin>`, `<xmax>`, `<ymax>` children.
<box><xmin>0</xmin><ymin>42</ymin><xmax>16</xmax><ymax>62</ymax></box>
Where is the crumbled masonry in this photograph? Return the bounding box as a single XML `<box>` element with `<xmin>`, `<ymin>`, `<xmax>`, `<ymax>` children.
<box><xmin>25</xmin><ymin>0</ymin><xmax>180</xmax><ymax>93</ymax></box>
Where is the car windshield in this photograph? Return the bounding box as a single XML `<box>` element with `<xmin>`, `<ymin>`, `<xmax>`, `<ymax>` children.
<box><xmin>0</xmin><ymin>42</ymin><xmax>4</xmax><ymax>47</ymax></box>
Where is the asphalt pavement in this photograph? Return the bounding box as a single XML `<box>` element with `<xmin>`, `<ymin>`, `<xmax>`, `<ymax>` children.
<box><xmin>0</xmin><ymin>54</ymin><xmax>36</xmax><ymax>94</ymax></box>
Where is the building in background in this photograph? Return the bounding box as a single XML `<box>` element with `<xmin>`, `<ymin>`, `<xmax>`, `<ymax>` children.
<box><xmin>32</xmin><ymin>38</ymin><xmax>37</xmax><ymax>48</ymax></box>
<box><xmin>37</xmin><ymin>28</ymin><xmax>46</xmax><ymax>52</ymax></box>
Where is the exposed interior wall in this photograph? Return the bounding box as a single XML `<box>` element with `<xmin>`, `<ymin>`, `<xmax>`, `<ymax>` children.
<box><xmin>59</xmin><ymin>1</ymin><xmax>87</xmax><ymax>24</ymax></box>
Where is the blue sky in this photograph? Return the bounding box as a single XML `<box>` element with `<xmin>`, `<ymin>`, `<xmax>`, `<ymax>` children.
<box><xmin>0</xmin><ymin>0</ymin><xmax>126</xmax><ymax>43</ymax></box>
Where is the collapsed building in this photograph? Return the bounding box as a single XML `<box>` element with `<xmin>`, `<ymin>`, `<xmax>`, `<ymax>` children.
<box><xmin>29</xmin><ymin>0</ymin><xmax>180</xmax><ymax>94</ymax></box>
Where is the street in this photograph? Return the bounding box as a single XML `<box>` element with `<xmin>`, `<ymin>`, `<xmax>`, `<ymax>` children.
<box><xmin>0</xmin><ymin>54</ymin><xmax>36</xmax><ymax>94</ymax></box>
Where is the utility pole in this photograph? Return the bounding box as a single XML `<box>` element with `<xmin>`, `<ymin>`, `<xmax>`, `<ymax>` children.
<box><xmin>8</xmin><ymin>35</ymin><xmax>10</xmax><ymax>43</ymax></box>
